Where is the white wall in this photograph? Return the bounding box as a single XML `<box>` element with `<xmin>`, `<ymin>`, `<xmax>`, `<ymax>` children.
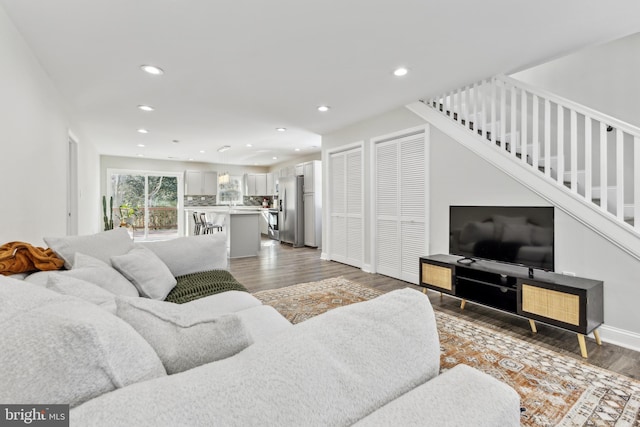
<box><xmin>512</xmin><ymin>32</ymin><xmax>640</xmax><ymax>128</ymax></box>
<box><xmin>0</xmin><ymin>6</ymin><xmax>99</xmax><ymax>244</ymax></box>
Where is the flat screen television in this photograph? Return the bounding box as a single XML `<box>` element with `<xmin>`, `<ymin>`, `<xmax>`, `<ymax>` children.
<box><xmin>449</xmin><ymin>206</ymin><xmax>554</xmax><ymax>271</ymax></box>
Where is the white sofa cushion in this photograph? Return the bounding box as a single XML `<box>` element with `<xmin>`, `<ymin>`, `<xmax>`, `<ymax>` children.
<box><xmin>111</xmin><ymin>246</ymin><xmax>176</xmax><ymax>300</ymax></box>
<box><xmin>44</xmin><ymin>228</ymin><xmax>134</xmax><ymax>269</ymax></box>
<box><xmin>23</xmin><ymin>253</ymin><xmax>139</xmax><ymax>297</ymax></box>
<box><xmin>116</xmin><ymin>296</ymin><xmax>253</xmax><ymax>374</ymax></box>
<box><xmin>139</xmin><ymin>233</ymin><xmax>228</xmax><ymax>277</ymax></box>
<box><xmin>234</xmin><ymin>305</ymin><xmax>292</xmax><ymax>342</ymax></box>
<box><xmin>0</xmin><ymin>276</ymin><xmax>166</xmax><ymax>408</ymax></box>
<box><xmin>183</xmin><ymin>290</ymin><xmax>263</xmax><ymax>314</ymax></box>
<box><xmin>72</xmin><ymin>288</ymin><xmax>440</xmax><ymax>426</ymax></box>
<box><xmin>70</xmin><ymin>252</ymin><xmax>139</xmax><ymax>296</ymax></box>
<box><xmin>46</xmin><ymin>274</ymin><xmax>117</xmax><ymax>314</ymax></box>
<box><xmin>354</xmin><ymin>364</ymin><xmax>520</xmax><ymax>427</ymax></box>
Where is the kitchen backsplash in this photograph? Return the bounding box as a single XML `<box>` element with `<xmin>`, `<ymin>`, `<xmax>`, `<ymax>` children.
<box><xmin>243</xmin><ymin>196</ymin><xmax>274</xmax><ymax>206</ymax></box>
<box><xmin>184</xmin><ymin>195</ymin><xmax>216</xmax><ymax>206</ymax></box>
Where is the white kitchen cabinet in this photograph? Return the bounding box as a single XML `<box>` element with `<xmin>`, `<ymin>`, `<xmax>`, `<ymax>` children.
<box><xmin>244</xmin><ymin>173</ymin><xmax>270</xmax><ymax>196</ymax></box>
<box><xmin>295</xmin><ymin>163</ymin><xmax>304</xmax><ymax>176</ymax></box>
<box><xmin>266</xmin><ymin>173</ymin><xmax>274</xmax><ymax>195</ymax></box>
<box><xmin>245</xmin><ymin>174</ymin><xmax>257</xmax><ymax>196</ymax></box>
<box><xmin>302</xmin><ymin>160</ymin><xmax>321</xmax><ymax>194</ymax></box>
<box><xmin>185</xmin><ymin>171</ymin><xmax>217</xmax><ymax>195</ymax></box>
<box><xmin>304</xmin><ymin>192</ymin><xmax>321</xmax><ymax>247</ymax></box>
<box><xmin>255</xmin><ymin>173</ymin><xmax>267</xmax><ymax>196</ymax></box>
<box><xmin>202</xmin><ymin>172</ymin><xmax>217</xmax><ymax>194</ymax></box>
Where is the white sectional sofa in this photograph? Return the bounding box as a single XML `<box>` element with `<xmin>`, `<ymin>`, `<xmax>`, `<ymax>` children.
<box><xmin>0</xmin><ymin>229</ymin><xmax>520</xmax><ymax>426</ymax></box>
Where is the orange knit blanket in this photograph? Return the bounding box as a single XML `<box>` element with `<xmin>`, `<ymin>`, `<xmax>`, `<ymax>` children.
<box><xmin>0</xmin><ymin>241</ymin><xmax>65</xmax><ymax>276</ymax></box>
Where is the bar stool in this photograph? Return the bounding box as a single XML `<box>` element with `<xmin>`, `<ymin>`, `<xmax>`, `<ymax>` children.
<box><xmin>192</xmin><ymin>211</ymin><xmax>202</xmax><ymax>235</ymax></box>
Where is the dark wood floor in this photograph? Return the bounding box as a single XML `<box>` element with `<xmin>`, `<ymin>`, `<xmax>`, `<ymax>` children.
<box><xmin>231</xmin><ymin>238</ymin><xmax>640</xmax><ymax>381</ymax></box>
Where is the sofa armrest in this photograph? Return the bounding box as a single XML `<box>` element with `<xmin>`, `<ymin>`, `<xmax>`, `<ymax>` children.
<box><xmin>71</xmin><ymin>288</ymin><xmax>440</xmax><ymax>427</ymax></box>
<box><xmin>354</xmin><ymin>364</ymin><xmax>520</xmax><ymax>427</ymax></box>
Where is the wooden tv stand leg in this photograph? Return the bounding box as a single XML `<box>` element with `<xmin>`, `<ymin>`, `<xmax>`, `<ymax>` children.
<box><xmin>460</xmin><ymin>299</ymin><xmax>466</xmax><ymax>310</ymax></box>
<box><xmin>593</xmin><ymin>329</ymin><xmax>602</xmax><ymax>345</ymax></box>
<box><xmin>577</xmin><ymin>334</ymin><xmax>588</xmax><ymax>358</ymax></box>
<box><xmin>528</xmin><ymin>319</ymin><xmax>537</xmax><ymax>333</ymax></box>
<box><xmin>422</xmin><ymin>288</ymin><xmax>427</xmax><ymax>295</ymax></box>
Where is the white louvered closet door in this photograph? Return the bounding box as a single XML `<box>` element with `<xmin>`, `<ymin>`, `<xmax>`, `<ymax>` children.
<box><xmin>375</xmin><ymin>132</ymin><xmax>427</xmax><ymax>284</ymax></box>
<box><xmin>345</xmin><ymin>149</ymin><xmax>363</xmax><ymax>267</ymax></box>
<box><xmin>375</xmin><ymin>141</ymin><xmax>401</xmax><ymax>278</ymax></box>
<box><xmin>329</xmin><ymin>152</ymin><xmax>347</xmax><ymax>263</ymax></box>
<box><xmin>329</xmin><ymin>147</ymin><xmax>363</xmax><ymax>268</ymax></box>
<box><xmin>399</xmin><ymin>135</ymin><xmax>427</xmax><ymax>283</ymax></box>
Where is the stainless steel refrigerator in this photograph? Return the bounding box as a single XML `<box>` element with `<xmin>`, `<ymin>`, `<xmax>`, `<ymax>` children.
<box><xmin>278</xmin><ymin>175</ymin><xmax>304</xmax><ymax>247</ymax></box>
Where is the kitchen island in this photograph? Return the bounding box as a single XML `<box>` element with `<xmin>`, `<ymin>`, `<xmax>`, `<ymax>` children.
<box><xmin>185</xmin><ymin>207</ymin><xmax>261</xmax><ymax>258</ymax></box>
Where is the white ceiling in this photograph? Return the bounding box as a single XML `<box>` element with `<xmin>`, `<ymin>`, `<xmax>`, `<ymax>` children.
<box><xmin>2</xmin><ymin>0</ymin><xmax>639</xmax><ymax>166</ymax></box>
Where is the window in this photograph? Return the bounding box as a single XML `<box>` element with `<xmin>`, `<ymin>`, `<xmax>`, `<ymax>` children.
<box><xmin>218</xmin><ymin>175</ymin><xmax>244</xmax><ymax>205</ymax></box>
<box><xmin>108</xmin><ymin>169</ymin><xmax>183</xmax><ymax>241</ymax></box>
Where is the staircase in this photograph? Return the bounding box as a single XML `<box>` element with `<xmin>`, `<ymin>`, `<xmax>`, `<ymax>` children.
<box><xmin>407</xmin><ymin>75</ymin><xmax>640</xmax><ymax>260</ymax></box>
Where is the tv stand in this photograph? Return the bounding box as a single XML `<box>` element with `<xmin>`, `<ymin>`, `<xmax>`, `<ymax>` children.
<box><xmin>419</xmin><ymin>254</ymin><xmax>604</xmax><ymax>358</ymax></box>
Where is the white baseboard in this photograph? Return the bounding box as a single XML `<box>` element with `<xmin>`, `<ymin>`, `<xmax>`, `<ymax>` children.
<box><xmin>596</xmin><ymin>325</ymin><xmax>640</xmax><ymax>352</ymax></box>
<box><xmin>362</xmin><ymin>263</ymin><xmax>372</xmax><ymax>273</ymax></box>
<box><xmin>320</xmin><ymin>252</ymin><xmax>329</xmax><ymax>260</ymax></box>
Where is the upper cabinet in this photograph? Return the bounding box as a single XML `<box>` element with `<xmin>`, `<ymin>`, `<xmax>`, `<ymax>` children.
<box><xmin>243</xmin><ymin>173</ymin><xmax>272</xmax><ymax>196</ymax></box>
<box><xmin>302</xmin><ymin>160</ymin><xmax>321</xmax><ymax>194</ymax></box>
<box><xmin>185</xmin><ymin>171</ymin><xmax>217</xmax><ymax>195</ymax></box>
<box><xmin>266</xmin><ymin>172</ymin><xmax>275</xmax><ymax>195</ymax></box>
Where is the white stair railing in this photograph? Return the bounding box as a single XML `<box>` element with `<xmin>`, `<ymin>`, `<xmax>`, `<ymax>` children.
<box><xmin>427</xmin><ymin>75</ymin><xmax>640</xmax><ymax>231</ymax></box>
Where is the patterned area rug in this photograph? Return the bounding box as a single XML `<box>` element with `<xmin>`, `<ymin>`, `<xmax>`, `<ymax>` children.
<box><xmin>253</xmin><ymin>277</ymin><xmax>640</xmax><ymax>427</ymax></box>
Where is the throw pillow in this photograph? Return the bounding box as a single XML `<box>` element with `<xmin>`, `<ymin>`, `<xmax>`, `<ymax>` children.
<box><xmin>44</xmin><ymin>228</ymin><xmax>134</xmax><ymax>269</ymax></box>
<box><xmin>111</xmin><ymin>246</ymin><xmax>176</xmax><ymax>300</ymax></box>
<box><xmin>139</xmin><ymin>233</ymin><xmax>228</xmax><ymax>277</ymax></box>
<box><xmin>116</xmin><ymin>296</ymin><xmax>253</xmax><ymax>374</ymax></box>
<box><xmin>46</xmin><ymin>274</ymin><xmax>117</xmax><ymax>314</ymax></box>
<box><xmin>68</xmin><ymin>253</ymin><xmax>139</xmax><ymax>297</ymax></box>
<box><xmin>0</xmin><ymin>276</ymin><xmax>166</xmax><ymax>408</ymax></box>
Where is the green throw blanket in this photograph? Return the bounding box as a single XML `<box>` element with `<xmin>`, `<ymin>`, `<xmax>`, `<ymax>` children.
<box><xmin>165</xmin><ymin>270</ymin><xmax>248</xmax><ymax>304</ymax></box>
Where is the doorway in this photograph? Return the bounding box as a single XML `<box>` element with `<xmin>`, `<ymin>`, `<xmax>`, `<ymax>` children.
<box><xmin>67</xmin><ymin>136</ymin><xmax>78</xmax><ymax>236</ymax></box>
<box><xmin>108</xmin><ymin>169</ymin><xmax>183</xmax><ymax>241</ymax></box>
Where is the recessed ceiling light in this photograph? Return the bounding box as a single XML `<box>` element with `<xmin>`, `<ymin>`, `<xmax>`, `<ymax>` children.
<box><xmin>317</xmin><ymin>105</ymin><xmax>330</xmax><ymax>112</ymax></box>
<box><xmin>137</xmin><ymin>128</ymin><xmax>149</xmax><ymax>134</ymax></box>
<box><xmin>294</xmin><ymin>148</ymin><xmax>300</xmax><ymax>152</ymax></box>
<box><xmin>199</xmin><ymin>150</ymin><xmax>206</xmax><ymax>154</ymax></box>
<box><xmin>272</xmin><ymin>156</ymin><xmax>278</xmax><ymax>160</ymax></box>
<box><xmin>276</xmin><ymin>127</ymin><xmax>287</xmax><ymax>132</ymax></box>
<box><xmin>137</xmin><ymin>154</ymin><xmax>144</xmax><ymax>157</ymax></box>
<box><xmin>140</xmin><ymin>65</ymin><xmax>164</xmax><ymax>75</ymax></box>
<box><xmin>188</xmin><ymin>158</ymin><xmax>194</xmax><ymax>161</ymax></box>
<box><xmin>217</xmin><ymin>145</ymin><xmax>231</xmax><ymax>152</ymax></box>
<box><xmin>246</xmin><ymin>144</ymin><xmax>253</xmax><ymax>148</ymax></box>
<box><xmin>137</xmin><ymin>144</ymin><xmax>145</xmax><ymax>147</ymax></box>
<box><xmin>393</xmin><ymin>67</ymin><xmax>408</xmax><ymax>77</ymax></box>
<box><xmin>138</xmin><ymin>105</ymin><xmax>155</xmax><ymax>112</ymax></box>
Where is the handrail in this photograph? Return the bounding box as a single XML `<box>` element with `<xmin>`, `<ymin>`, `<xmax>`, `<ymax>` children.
<box><xmin>499</xmin><ymin>75</ymin><xmax>640</xmax><ymax>138</ymax></box>
<box><xmin>426</xmin><ymin>74</ymin><xmax>639</xmax><ymax>234</ymax></box>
